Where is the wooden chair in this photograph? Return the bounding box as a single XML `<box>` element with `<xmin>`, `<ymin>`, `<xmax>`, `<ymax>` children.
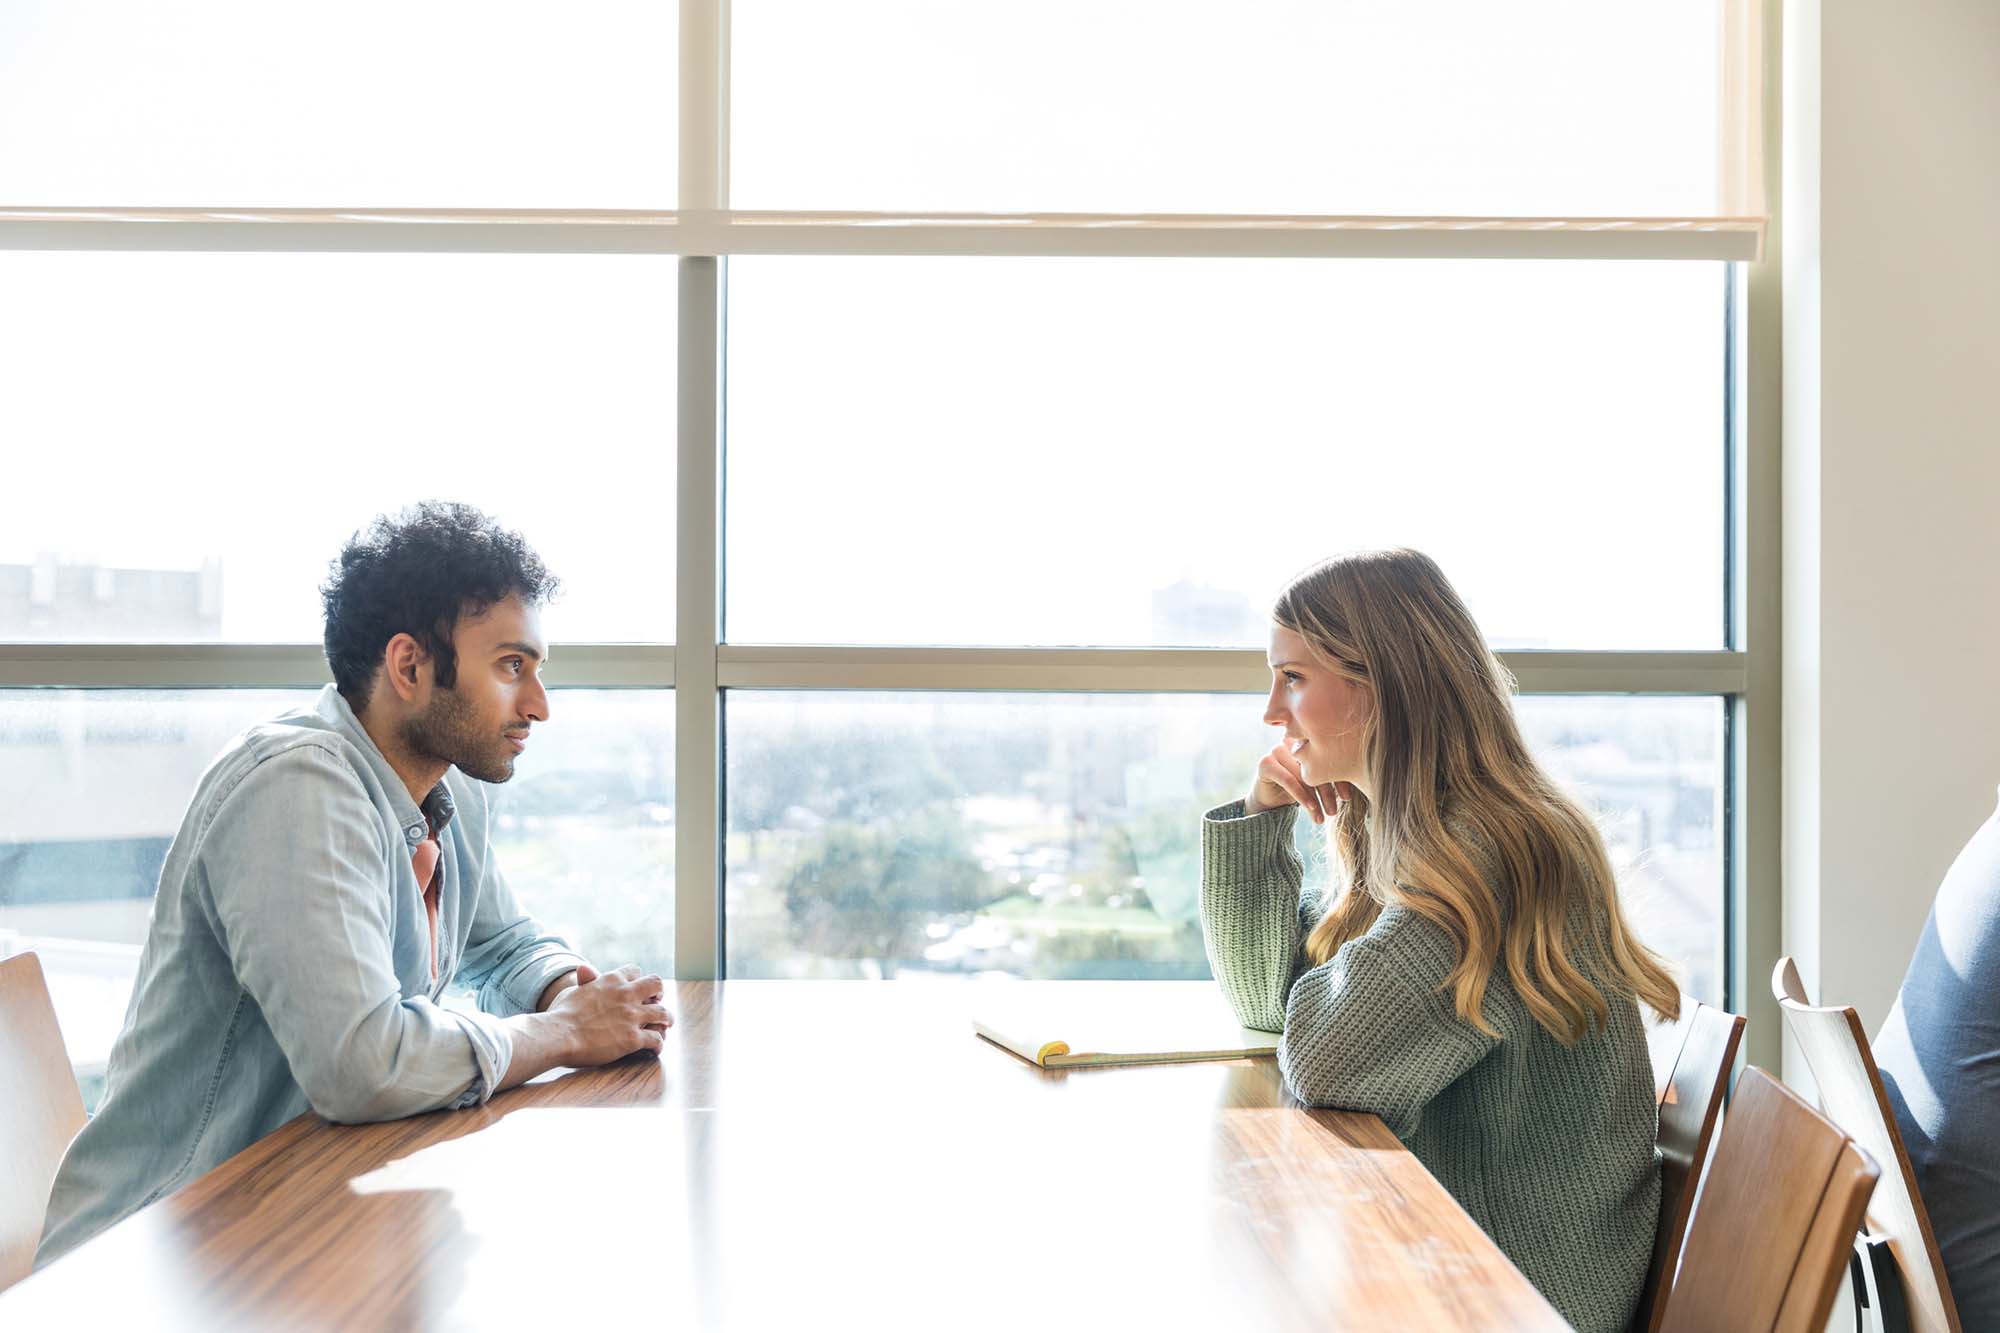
<box><xmin>1660</xmin><ymin>1066</ymin><xmax>1879</xmax><ymax>1333</ymax></box>
<box><xmin>0</xmin><ymin>952</ymin><xmax>87</xmax><ymax>1293</ymax></box>
<box><xmin>1632</xmin><ymin>998</ymin><xmax>1746</xmax><ymax>1333</ymax></box>
<box><xmin>1773</xmin><ymin>957</ymin><xmax>1963</xmax><ymax>1333</ymax></box>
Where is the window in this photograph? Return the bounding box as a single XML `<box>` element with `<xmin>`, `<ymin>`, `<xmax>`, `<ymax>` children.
<box><xmin>726</xmin><ymin>257</ymin><xmax>1725</xmax><ymax>649</ymax></box>
<box><xmin>732</xmin><ymin>1</ymin><xmax>1724</xmax><ymax>215</ymax></box>
<box><xmin>727</xmin><ymin>692</ymin><xmax>1722</xmax><ymax>1002</ymax></box>
<box><xmin>2</xmin><ymin>2</ymin><xmax>1769</xmax><ymax>1078</ymax></box>
<box><xmin>0</xmin><ymin>253</ymin><xmax>677</xmax><ymax>644</ymax></box>
<box><xmin>0</xmin><ymin>688</ymin><xmax>673</xmax><ymax>1109</ymax></box>
<box><xmin>0</xmin><ymin>1</ymin><xmax>678</xmax><ymax>206</ymax></box>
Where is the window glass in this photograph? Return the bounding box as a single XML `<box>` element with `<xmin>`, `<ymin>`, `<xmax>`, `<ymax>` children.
<box><xmin>1519</xmin><ymin>695</ymin><xmax>1724</xmax><ymax>1005</ymax></box>
<box><xmin>0</xmin><ymin>688</ymin><xmax>673</xmax><ymax>1106</ymax></box>
<box><xmin>734</xmin><ymin>0</ymin><xmax>1722</xmax><ymax>215</ymax></box>
<box><xmin>724</xmin><ymin>691</ymin><xmax>1722</xmax><ymax>1004</ymax></box>
<box><xmin>0</xmin><ymin>1</ymin><xmax>677</xmax><ymax>207</ymax></box>
<box><xmin>0</xmin><ymin>253</ymin><xmax>677</xmax><ymax>644</ymax></box>
<box><xmin>727</xmin><ymin>257</ymin><xmax>1725</xmax><ymax>650</ymax></box>
<box><xmin>0</xmin><ymin>690</ymin><xmax>305</xmax><ymax>1106</ymax></box>
<box><xmin>487</xmin><ymin>690</ymin><xmax>676</xmax><ymax>979</ymax></box>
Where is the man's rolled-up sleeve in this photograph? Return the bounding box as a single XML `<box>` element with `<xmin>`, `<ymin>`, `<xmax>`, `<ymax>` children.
<box><xmin>200</xmin><ymin>745</ymin><xmax>514</xmax><ymax>1123</ymax></box>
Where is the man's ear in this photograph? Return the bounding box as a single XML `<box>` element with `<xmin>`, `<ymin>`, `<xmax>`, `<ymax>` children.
<box><xmin>380</xmin><ymin>633</ymin><xmax>433</xmax><ymax>706</ymax></box>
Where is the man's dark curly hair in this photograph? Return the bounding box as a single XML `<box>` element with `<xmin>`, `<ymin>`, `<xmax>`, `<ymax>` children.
<box><xmin>321</xmin><ymin>502</ymin><xmax>558</xmax><ymax>707</ymax></box>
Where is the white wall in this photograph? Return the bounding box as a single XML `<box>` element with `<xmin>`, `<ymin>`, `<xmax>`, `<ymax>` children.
<box><xmin>1783</xmin><ymin>0</ymin><xmax>2000</xmax><ymax>1058</ymax></box>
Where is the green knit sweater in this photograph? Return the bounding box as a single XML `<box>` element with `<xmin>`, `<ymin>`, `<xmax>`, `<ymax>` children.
<box><xmin>1200</xmin><ymin>800</ymin><xmax>1660</xmax><ymax>1333</ymax></box>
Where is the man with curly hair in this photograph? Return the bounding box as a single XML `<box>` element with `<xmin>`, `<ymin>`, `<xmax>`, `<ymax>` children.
<box><xmin>35</xmin><ymin>503</ymin><xmax>670</xmax><ymax>1268</ymax></box>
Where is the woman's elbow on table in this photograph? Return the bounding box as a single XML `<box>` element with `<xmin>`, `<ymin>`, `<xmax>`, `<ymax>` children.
<box><xmin>1276</xmin><ymin>1037</ymin><xmax>1428</xmax><ymax>1135</ymax></box>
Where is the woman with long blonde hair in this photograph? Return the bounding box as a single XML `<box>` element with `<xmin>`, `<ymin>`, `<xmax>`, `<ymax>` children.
<box><xmin>1201</xmin><ymin>548</ymin><xmax>1680</xmax><ymax>1333</ymax></box>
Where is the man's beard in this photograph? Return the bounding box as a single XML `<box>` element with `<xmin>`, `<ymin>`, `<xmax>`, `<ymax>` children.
<box><xmin>402</xmin><ymin>685</ymin><xmax>515</xmax><ymax>784</ymax></box>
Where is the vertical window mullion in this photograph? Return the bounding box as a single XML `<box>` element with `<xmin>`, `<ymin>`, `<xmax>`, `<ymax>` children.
<box><xmin>674</xmin><ymin>256</ymin><xmax>723</xmax><ymax>981</ymax></box>
<box><xmin>1737</xmin><ymin>198</ymin><xmax>1784</xmax><ymax>1069</ymax></box>
<box><xmin>674</xmin><ymin>0</ymin><xmax>728</xmax><ymax>980</ymax></box>
<box><xmin>680</xmin><ymin>0</ymin><xmax>728</xmax><ymax>213</ymax></box>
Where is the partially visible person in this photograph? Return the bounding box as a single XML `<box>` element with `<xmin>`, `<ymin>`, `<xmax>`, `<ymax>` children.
<box><xmin>1874</xmin><ymin>790</ymin><xmax>2000</xmax><ymax>1328</ymax></box>
<box><xmin>1200</xmin><ymin>548</ymin><xmax>1680</xmax><ymax>1333</ymax></box>
<box><xmin>37</xmin><ymin>502</ymin><xmax>670</xmax><ymax>1269</ymax></box>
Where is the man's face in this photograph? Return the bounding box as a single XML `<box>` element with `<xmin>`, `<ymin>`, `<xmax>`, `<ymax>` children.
<box><xmin>401</xmin><ymin>593</ymin><xmax>550</xmax><ymax>784</ymax></box>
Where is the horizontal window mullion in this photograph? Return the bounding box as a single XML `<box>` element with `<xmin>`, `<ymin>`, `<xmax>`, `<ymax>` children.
<box><xmin>0</xmin><ymin>644</ymin><xmax>1748</xmax><ymax>693</ymax></box>
<box><xmin>0</xmin><ymin>209</ymin><xmax>1763</xmax><ymax>263</ymax></box>
<box><xmin>1504</xmin><ymin>651</ymin><xmax>1749</xmax><ymax>695</ymax></box>
<box><xmin>0</xmin><ymin>644</ymin><xmax>675</xmax><ymax>689</ymax></box>
<box><xmin>715</xmin><ymin>647</ymin><xmax>1749</xmax><ymax>696</ymax></box>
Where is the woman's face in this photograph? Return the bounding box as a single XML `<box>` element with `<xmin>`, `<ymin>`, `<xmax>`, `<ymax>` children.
<box><xmin>1264</xmin><ymin>624</ymin><xmax>1372</xmax><ymax>795</ymax></box>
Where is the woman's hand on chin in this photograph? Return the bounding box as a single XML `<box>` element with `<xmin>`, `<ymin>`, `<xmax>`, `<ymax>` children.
<box><xmin>1244</xmin><ymin>740</ymin><xmax>1341</xmax><ymax>824</ymax></box>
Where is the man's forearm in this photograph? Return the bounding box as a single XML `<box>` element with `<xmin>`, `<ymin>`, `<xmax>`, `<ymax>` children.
<box><xmin>496</xmin><ymin>1010</ymin><xmax>575</xmax><ymax>1091</ymax></box>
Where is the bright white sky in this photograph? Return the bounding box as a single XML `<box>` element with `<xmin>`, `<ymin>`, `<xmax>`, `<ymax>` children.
<box><xmin>0</xmin><ymin>1</ymin><xmax>1727</xmax><ymax>650</ymax></box>
<box><xmin>730</xmin><ymin>0</ymin><xmax>1722</xmax><ymax>216</ymax></box>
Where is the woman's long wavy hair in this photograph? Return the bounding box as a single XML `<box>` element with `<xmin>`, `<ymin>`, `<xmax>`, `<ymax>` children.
<box><xmin>1281</xmin><ymin>548</ymin><xmax>1681</xmax><ymax>1042</ymax></box>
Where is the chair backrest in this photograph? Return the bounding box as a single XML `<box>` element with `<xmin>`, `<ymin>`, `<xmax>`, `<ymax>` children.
<box><xmin>1661</xmin><ymin>1066</ymin><xmax>1880</xmax><ymax>1333</ymax></box>
<box><xmin>1632</xmin><ymin>998</ymin><xmax>1746</xmax><ymax>1333</ymax></box>
<box><xmin>1773</xmin><ymin>956</ymin><xmax>1963</xmax><ymax>1333</ymax></box>
<box><xmin>0</xmin><ymin>952</ymin><xmax>87</xmax><ymax>1293</ymax></box>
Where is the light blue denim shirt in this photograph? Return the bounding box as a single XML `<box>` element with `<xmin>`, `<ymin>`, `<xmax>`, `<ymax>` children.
<box><xmin>35</xmin><ymin>685</ymin><xmax>584</xmax><ymax>1269</ymax></box>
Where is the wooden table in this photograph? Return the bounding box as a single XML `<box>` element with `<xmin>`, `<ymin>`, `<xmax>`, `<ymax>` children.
<box><xmin>2</xmin><ymin>982</ymin><xmax>1566</xmax><ymax>1330</ymax></box>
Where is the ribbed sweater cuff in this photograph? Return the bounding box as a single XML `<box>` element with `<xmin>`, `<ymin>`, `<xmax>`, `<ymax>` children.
<box><xmin>1201</xmin><ymin>800</ymin><xmax>1299</xmax><ymax>888</ymax></box>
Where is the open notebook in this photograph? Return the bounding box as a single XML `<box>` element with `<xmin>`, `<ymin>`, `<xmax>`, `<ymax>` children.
<box><xmin>972</xmin><ymin>982</ymin><xmax>1280</xmax><ymax>1069</ymax></box>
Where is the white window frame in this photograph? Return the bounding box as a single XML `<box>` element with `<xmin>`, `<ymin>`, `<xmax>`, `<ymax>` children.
<box><xmin>0</xmin><ymin>0</ymin><xmax>1782</xmax><ymax>1063</ymax></box>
